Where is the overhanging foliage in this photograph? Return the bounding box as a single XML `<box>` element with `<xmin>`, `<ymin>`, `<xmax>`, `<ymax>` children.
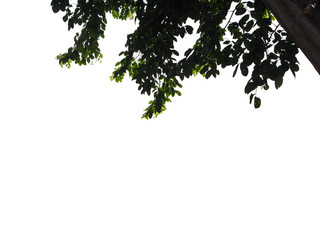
<box><xmin>52</xmin><ymin>0</ymin><xmax>319</xmax><ymax>119</ymax></box>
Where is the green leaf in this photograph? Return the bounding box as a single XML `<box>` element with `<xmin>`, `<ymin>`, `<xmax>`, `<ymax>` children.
<box><xmin>240</xmin><ymin>62</ymin><xmax>249</xmax><ymax>76</ymax></box>
<box><xmin>254</xmin><ymin>96</ymin><xmax>261</xmax><ymax>108</ymax></box>
<box><xmin>249</xmin><ymin>93</ymin><xmax>254</xmax><ymax>104</ymax></box>
<box><xmin>244</xmin><ymin>20</ymin><xmax>254</xmax><ymax>32</ymax></box>
<box><xmin>247</xmin><ymin>1</ymin><xmax>254</xmax><ymax>8</ymax></box>
<box><xmin>63</xmin><ymin>15</ymin><xmax>68</xmax><ymax>22</ymax></box>
<box><xmin>184</xmin><ymin>48</ymin><xmax>193</xmax><ymax>57</ymax></box>
<box><xmin>175</xmin><ymin>90</ymin><xmax>182</xmax><ymax>96</ymax></box>
<box><xmin>239</xmin><ymin>14</ymin><xmax>249</xmax><ymax>27</ymax></box>
<box><xmin>233</xmin><ymin>64</ymin><xmax>239</xmax><ymax>77</ymax></box>
<box><xmin>172</xmin><ymin>50</ymin><xmax>179</xmax><ymax>56</ymax></box>
<box><xmin>52</xmin><ymin>4</ymin><xmax>60</xmax><ymax>13</ymax></box>
<box><xmin>290</xmin><ymin>63</ymin><xmax>299</xmax><ymax>72</ymax></box>
<box><xmin>275</xmin><ymin>78</ymin><xmax>283</xmax><ymax>89</ymax></box>
<box><xmin>185</xmin><ymin>25</ymin><xmax>193</xmax><ymax>34</ymax></box>
<box><xmin>200</xmin><ymin>65</ymin><xmax>209</xmax><ymax>74</ymax></box>
<box><xmin>245</xmin><ymin>81</ymin><xmax>257</xmax><ymax>94</ymax></box>
<box><xmin>242</xmin><ymin>53</ymin><xmax>252</xmax><ymax>66</ymax></box>
<box><xmin>267</xmin><ymin>52</ymin><xmax>278</xmax><ymax>60</ymax></box>
<box><xmin>180</xmin><ymin>29</ymin><xmax>185</xmax><ymax>38</ymax></box>
<box><xmin>235</xmin><ymin>7</ymin><xmax>246</xmax><ymax>16</ymax></box>
<box><xmin>205</xmin><ymin>71</ymin><xmax>211</xmax><ymax>79</ymax></box>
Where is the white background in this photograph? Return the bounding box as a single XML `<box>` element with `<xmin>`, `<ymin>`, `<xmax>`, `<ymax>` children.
<box><xmin>1</xmin><ymin>1</ymin><xmax>320</xmax><ymax>240</ymax></box>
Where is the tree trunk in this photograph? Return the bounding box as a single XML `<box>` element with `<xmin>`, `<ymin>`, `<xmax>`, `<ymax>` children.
<box><xmin>263</xmin><ymin>0</ymin><xmax>320</xmax><ymax>75</ymax></box>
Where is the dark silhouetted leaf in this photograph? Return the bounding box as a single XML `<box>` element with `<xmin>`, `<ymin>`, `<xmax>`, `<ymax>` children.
<box><xmin>185</xmin><ymin>25</ymin><xmax>193</xmax><ymax>34</ymax></box>
<box><xmin>233</xmin><ymin>64</ymin><xmax>239</xmax><ymax>77</ymax></box>
<box><xmin>254</xmin><ymin>96</ymin><xmax>261</xmax><ymax>108</ymax></box>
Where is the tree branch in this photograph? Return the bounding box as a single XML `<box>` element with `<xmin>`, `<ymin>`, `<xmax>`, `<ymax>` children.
<box><xmin>263</xmin><ymin>0</ymin><xmax>320</xmax><ymax>75</ymax></box>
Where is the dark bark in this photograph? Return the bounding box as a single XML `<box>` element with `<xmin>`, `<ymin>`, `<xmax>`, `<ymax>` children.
<box><xmin>263</xmin><ymin>0</ymin><xmax>320</xmax><ymax>75</ymax></box>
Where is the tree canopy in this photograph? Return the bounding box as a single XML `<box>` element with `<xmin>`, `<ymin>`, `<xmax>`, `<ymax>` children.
<box><xmin>51</xmin><ymin>0</ymin><xmax>319</xmax><ymax>119</ymax></box>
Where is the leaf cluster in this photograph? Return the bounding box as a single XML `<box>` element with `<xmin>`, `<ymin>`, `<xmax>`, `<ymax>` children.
<box><xmin>52</xmin><ymin>0</ymin><xmax>300</xmax><ymax>118</ymax></box>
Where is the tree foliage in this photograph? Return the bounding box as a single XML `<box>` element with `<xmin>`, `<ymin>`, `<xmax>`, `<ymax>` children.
<box><xmin>51</xmin><ymin>0</ymin><xmax>309</xmax><ymax>119</ymax></box>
